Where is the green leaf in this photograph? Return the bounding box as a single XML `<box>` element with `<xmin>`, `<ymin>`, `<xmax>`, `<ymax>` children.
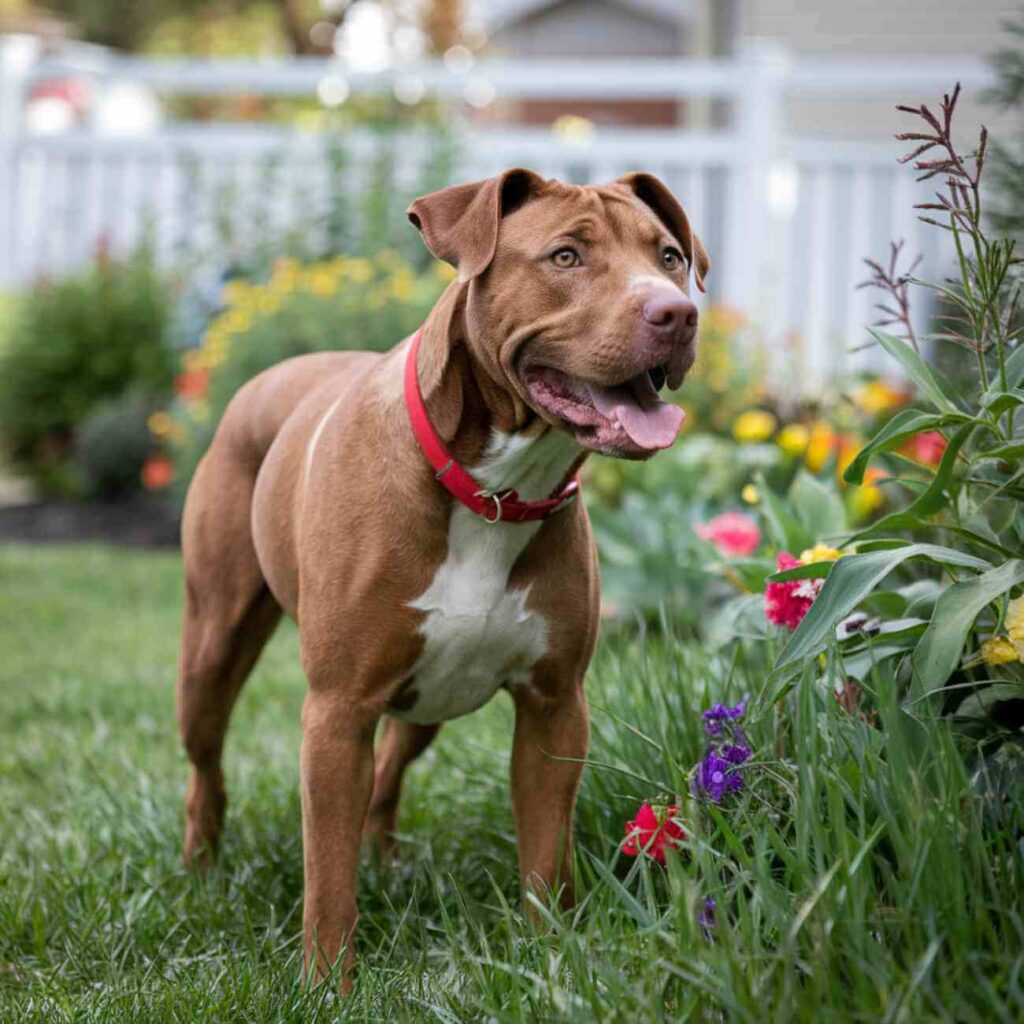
<box><xmin>954</xmin><ymin>682</ymin><xmax>1024</xmax><ymax>719</ymax></box>
<box><xmin>869</xmin><ymin>329</ymin><xmax>961</xmax><ymax>414</ymax></box>
<box><xmin>983</xmin><ymin>343</ymin><xmax>1024</xmax><ymax>403</ymax></box>
<box><xmin>789</xmin><ymin>469</ymin><xmax>847</xmax><ymax>541</ymax></box>
<box><xmin>772</xmin><ymin>543</ymin><xmax>993</xmax><ymax>676</ymax></box>
<box><xmin>842</xmin><ymin>408</ymin><xmax>968</xmax><ymax>485</ymax></box>
<box><xmin>976</xmin><ymin>440</ymin><xmax>1024</xmax><ymax>462</ymax></box>
<box><xmin>756</xmin><ymin>472</ymin><xmax>810</xmax><ymax>553</ymax></box>
<box><xmin>845</xmin><ymin>422</ymin><xmax>975</xmax><ymax>541</ymax></box>
<box><xmin>983</xmin><ymin>387</ymin><xmax>1024</xmax><ymax>416</ymax></box>
<box><xmin>911</xmin><ymin>559</ymin><xmax>1024</xmax><ymax>699</ymax></box>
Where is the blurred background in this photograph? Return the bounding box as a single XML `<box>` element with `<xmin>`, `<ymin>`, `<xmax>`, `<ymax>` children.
<box><xmin>0</xmin><ymin>0</ymin><xmax>1021</xmax><ymax>616</ymax></box>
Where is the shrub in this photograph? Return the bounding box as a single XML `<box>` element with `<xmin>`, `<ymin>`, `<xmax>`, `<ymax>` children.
<box><xmin>159</xmin><ymin>253</ymin><xmax>452</xmax><ymax>489</ymax></box>
<box><xmin>0</xmin><ymin>245</ymin><xmax>174</xmax><ymax>484</ymax></box>
<box><xmin>764</xmin><ymin>85</ymin><xmax>1022</xmax><ymax>760</ymax></box>
<box><xmin>74</xmin><ymin>392</ymin><xmax>154</xmax><ymax>500</ymax></box>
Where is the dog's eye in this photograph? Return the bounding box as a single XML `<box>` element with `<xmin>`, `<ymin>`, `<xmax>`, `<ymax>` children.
<box><xmin>551</xmin><ymin>247</ymin><xmax>581</xmax><ymax>269</ymax></box>
<box><xmin>661</xmin><ymin>247</ymin><xmax>684</xmax><ymax>271</ymax></box>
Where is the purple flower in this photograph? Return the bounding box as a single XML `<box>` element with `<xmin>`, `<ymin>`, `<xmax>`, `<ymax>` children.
<box><xmin>721</xmin><ymin>733</ymin><xmax>752</xmax><ymax>764</ymax></box>
<box><xmin>698</xmin><ymin>896</ymin><xmax>717</xmax><ymax>940</ymax></box>
<box><xmin>693</xmin><ymin>749</ymin><xmax>745</xmax><ymax>803</ymax></box>
<box><xmin>702</xmin><ymin>699</ymin><xmax>747</xmax><ymax>737</ymax></box>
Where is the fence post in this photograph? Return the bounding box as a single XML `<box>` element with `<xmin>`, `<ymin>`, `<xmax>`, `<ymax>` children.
<box><xmin>720</xmin><ymin>39</ymin><xmax>787</xmax><ymax>342</ymax></box>
<box><xmin>0</xmin><ymin>35</ymin><xmax>33</xmax><ymax>287</ymax></box>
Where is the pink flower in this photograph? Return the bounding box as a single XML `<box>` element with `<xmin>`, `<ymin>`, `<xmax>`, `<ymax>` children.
<box><xmin>621</xmin><ymin>802</ymin><xmax>686</xmax><ymax>865</ymax></box>
<box><xmin>902</xmin><ymin>430</ymin><xmax>947</xmax><ymax>466</ymax></box>
<box><xmin>764</xmin><ymin>552</ymin><xmax>823</xmax><ymax>630</ymax></box>
<box><xmin>695</xmin><ymin>511</ymin><xmax>761</xmax><ymax>558</ymax></box>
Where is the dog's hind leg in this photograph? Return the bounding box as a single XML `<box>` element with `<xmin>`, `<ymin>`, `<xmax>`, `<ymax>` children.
<box><xmin>362</xmin><ymin>719</ymin><xmax>440</xmax><ymax>856</ymax></box>
<box><xmin>177</xmin><ymin>447</ymin><xmax>282</xmax><ymax>870</ymax></box>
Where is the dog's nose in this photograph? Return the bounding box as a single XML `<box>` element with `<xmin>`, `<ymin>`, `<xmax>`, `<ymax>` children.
<box><xmin>643</xmin><ymin>293</ymin><xmax>698</xmax><ymax>331</ymax></box>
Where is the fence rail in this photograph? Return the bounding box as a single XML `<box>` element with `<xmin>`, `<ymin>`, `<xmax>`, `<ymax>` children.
<box><xmin>0</xmin><ymin>37</ymin><xmax>996</xmax><ymax>388</ymax></box>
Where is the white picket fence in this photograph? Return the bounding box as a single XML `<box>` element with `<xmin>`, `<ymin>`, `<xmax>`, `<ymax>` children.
<box><xmin>0</xmin><ymin>37</ymin><xmax>994</xmax><ymax>387</ymax></box>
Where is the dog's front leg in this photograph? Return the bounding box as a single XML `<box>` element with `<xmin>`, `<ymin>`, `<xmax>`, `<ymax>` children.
<box><xmin>510</xmin><ymin>679</ymin><xmax>589</xmax><ymax>913</ymax></box>
<box><xmin>299</xmin><ymin>689</ymin><xmax>376</xmax><ymax>991</ymax></box>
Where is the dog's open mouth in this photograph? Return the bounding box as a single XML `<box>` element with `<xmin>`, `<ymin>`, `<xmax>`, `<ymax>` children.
<box><xmin>523</xmin><ymin>364</ymin><xmax>686</xmax><ymax>457</ymax></box>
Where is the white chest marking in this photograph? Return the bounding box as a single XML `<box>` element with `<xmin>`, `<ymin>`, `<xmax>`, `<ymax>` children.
<box><xmin>393</xmin><ymin>428</ymin><xmax>580</xmax><ymax>724</ymax></box>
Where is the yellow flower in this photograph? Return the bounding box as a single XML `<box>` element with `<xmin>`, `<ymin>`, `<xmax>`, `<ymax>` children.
<box><xmin>1007</xmin><ymin>596</ymin><xmax>1024</xmax><ymax>655</ymax></box>
<box><xmin>982</xmin><ymin>636</ymin><xmax>1018</xmax><ymax>666</ymax></box>
<box><xmin>700</xmin><ymin>304</ymin><xmax>744</xmax><ymax>336</ymax></box>
<box><xmin>852</xmin><ymin>379</ymin><xmax>907</xmax><ymax>416</ymax></box>
<box><xmin>183</xmin><ymin>349</ymin><xmax>209</xmax><ymax>373</ymax></box>
<box><xmin>804</xmin><ymin>421</ymin><xmax>836</xmax><ymax>473</ymax></box>
<box><xmin>345</xmin><ymin>258</ymin><xmax>374</xmax><ymax>284</ymax></box>
<box><xmin>732</xmin><ymin>409</ymin><xmax>777</xmax><ymax>443</ymax></box>
<box><xmin>147</xmin><ymin>411</ymin><xmax>180</xmax><ymax>440</ymax></box>
<box><xmin>389</xmin><ymin>269</ymin><xmax>415</xmax><ymax>302</ymax></box>
<box><xmin>776</xmin><ymin>423</ymin><xmax>810</xmax><ymax>457</ymax></box>
<box><xmin>434</xmin><ymin>260</ymin><xmax>457</xmax><ymax>283</ymax></box>
<box><xmin>800</xmin><ymin>543</ymin><xmax>844</xmax><ymax>564</ymax></box>
<box><xmin>221</xmin><ymin>279</ymin><xmax>253</xmax><ymax>307</ymax></box>
<box><xmin>741</xmin><ymin>483</ymin><xmax>760</xmax><ymax>505</ymax></box>
<box><xmin>849</xmin><ymin>469</ymin><xmax>885</xmax><ymax>518</ymax></box>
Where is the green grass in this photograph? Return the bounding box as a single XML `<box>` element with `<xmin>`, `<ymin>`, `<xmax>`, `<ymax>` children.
<box><xmin>0</xmin><ymin>544</ymin><xmax>1021</xmax><ymax>1022</ymax></box>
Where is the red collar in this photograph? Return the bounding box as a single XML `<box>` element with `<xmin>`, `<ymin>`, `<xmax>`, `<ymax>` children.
<box><xmin>404</xmin><ymin>328</ymin><xmax>580</xmax><ymax>524</ymax></box>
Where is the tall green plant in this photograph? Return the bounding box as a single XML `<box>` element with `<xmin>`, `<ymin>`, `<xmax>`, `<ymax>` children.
<box><xmin>769</xmin><ymin>85</ymin><xmax>1023</xmax><ymax>736</ymax></box>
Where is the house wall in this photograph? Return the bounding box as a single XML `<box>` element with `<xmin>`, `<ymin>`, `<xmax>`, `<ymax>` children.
<box><xmin>738</xmin><ymin>0</ymin><xmax>1019</xmax><ymax>139</ymax></box>
<box><xmin>489</xmin><ymin>0</ymin><xmax>687</xmax><ymax>124</ymax></box>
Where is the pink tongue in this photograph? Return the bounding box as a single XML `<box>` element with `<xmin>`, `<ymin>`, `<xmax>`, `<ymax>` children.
<box><xmin>588</xmin><ymin>380</ymin><xmax>686</xmax><ymax>450</ymax></box>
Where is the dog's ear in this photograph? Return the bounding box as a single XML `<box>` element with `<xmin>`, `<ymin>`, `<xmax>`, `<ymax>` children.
<box><xmin>615</xmin><ymin>172</ymin><xmax>710</xmax><ymax>293</ymax></box>
<box><xmin>407</xmin><ymin>168</ymin><xmax>545</xmax><ymax>283</ymax></box>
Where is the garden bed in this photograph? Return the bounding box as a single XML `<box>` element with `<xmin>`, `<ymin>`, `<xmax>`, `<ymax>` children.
<box><xmin>0</xmin><ymin>496</ymin><xmax>180</xmax><ymax>548</ymax></box>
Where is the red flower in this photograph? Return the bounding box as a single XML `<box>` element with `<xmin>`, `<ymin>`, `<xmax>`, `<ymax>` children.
<box><xmin>174</xmin><ymin>369</ymin><xmax>209</xmax><ymax>400</ymax></box>
<box><xmin>695</xmin><ymin>511</ymin><xmax>761</xmax><ymax>558</ymax></box>
<box><xmin>764</xmin><ymin>552</ymin><xmax>822</xmax><ymax>630</ymax></box>
<box><xmin>141</xmin><ymin>455</ymin><xmax>174</xmax><ymax>490</ymax></box>
<box><xmin>621</xmin><ymin>802</ymin><xmax>686</xmax><ymax>865</ymax></box>
<box><xmin>902</xmin><ymin>430</ymin><xmax>947</xmax><ymax>466</ymax></box>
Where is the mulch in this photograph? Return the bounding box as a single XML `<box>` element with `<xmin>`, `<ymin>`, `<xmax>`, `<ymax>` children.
<box><xmin>0</xmin><ymin>496</ymin><xmax>181</xmax><ymax>549</ymax></box>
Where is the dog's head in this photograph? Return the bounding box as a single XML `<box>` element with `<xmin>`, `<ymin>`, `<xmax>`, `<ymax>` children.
<box><xmin>408</xmin><ymin>168</ymin><xmax>709</xmax><ymax>460</ymax></box>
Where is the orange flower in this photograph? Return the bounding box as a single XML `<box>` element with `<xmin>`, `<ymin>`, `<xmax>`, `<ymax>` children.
<box><xmin>142</xmin><ymin>456</ymin><xmax>174</xmax><ymax>490</ymax></box>
<box><xmin>175</xmin><ymin>368</ymin><xmax>209</xmax><ymax>401</ymax></box>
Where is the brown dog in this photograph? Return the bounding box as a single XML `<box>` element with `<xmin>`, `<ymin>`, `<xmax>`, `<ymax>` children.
<box><xmin>176</xmin><ymin>168</ymin><xmax>708</xmax><ymax>986</ymax></box>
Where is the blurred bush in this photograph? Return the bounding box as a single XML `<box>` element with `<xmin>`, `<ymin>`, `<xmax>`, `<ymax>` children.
<box><xmin>156</xmin><ymin>252</ymin><xmax>452</xmax><ymax>489</ymax></box>
<box><xmin>73</xmin><ymin>392</ymin><xmax>155</xmax><ymax>500</ymax></box>
<box><xmin>0</xmin><ymin>244</ymin><xmax>173</xmax><ymax>493</ymax></box>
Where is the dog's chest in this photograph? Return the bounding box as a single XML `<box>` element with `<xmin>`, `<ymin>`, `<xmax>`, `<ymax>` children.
<box><xmin>391</xmin><ymin>430</ymin><xmax>578</xmax><ymax>725</ymax></box>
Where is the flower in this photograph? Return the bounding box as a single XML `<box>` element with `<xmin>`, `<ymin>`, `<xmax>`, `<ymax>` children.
<box><xmin>141</xmin><ymin>456</ymin><xmax>173</xmax><ymax>490</ymax></box>
<box><xmin>695</xmin><ymin>512</ymin><xmax>761</xmax><ymax>558</ymax></box>
<box><xmin>702</xmin><ymin>699</ymin><xmax>747</xmax><ymax>737</ymax></box>
<box><xmin>765</xmin><ymin>552</ymin><xmax>822</xmax><ymax>630</ymax></box>
<box><xmin>804</xmin><ymin>421</ymin><xmax>837</xmax><ymax>472</ymax></box>
<box><xmin>741</xmin><ymin>483</ymin><xmax>760</xmax><ymax>505</ymax></box>
<box><xmin>732</xmin><ymin>409</ymin><xmax>777</xmax><ymax>443</ymax></box>
<box><xmin>799</xmin><ymin>542</ymin><xmax>844</xmax><ymax>564</ymax></box>
<box><xmin>852</xmin><ymin>379</ymin><xmax>907</xmax><ymax>415</ymax></box>
<box><xmin>902</xmin><ymin>430</ymin><xmax>947</xmax><ymax>466</ymax></box>
<box><xmin>698</xmin><ymin>896</ymin><xmax>717</xmax><ymax>939</ymax></box>
<box><xmin>693</xmin><ymin>750</ymin><xmax>745</xmax><ymax>802</ymax></box>
<box><xmin>776</xmin><ymin>423</ymin><xmax>810</xmax><ymax>457</ymax></box>
<box><xmin>174</xmin><ymin>369</ymin><xmax>209</xmax><ymax>401</ymax></box>
<box><xmin>849</xmin><ymin>468</ymin><xmax>886</xmax><ymax>519</ymax></box>
<box><xmin>147</xmin><ymin>411</ymin><xmax>182</xmax><ymax>441</ymax></box>
<box><xmin>621</xmin><ymin>802</ymin><xmax>686</xmax><ymax>864</ymax></box>
<box><xmin>982</xmin><ymin>636</ymin><xmax>1018</xmax><ymax>666</ymax></box>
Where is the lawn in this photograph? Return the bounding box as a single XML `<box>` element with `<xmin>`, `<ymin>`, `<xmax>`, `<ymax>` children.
<box><xmin>0</xmin><ymin>544</ymin><xmax>1020</xmax><ymax>1022</ymax></box>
